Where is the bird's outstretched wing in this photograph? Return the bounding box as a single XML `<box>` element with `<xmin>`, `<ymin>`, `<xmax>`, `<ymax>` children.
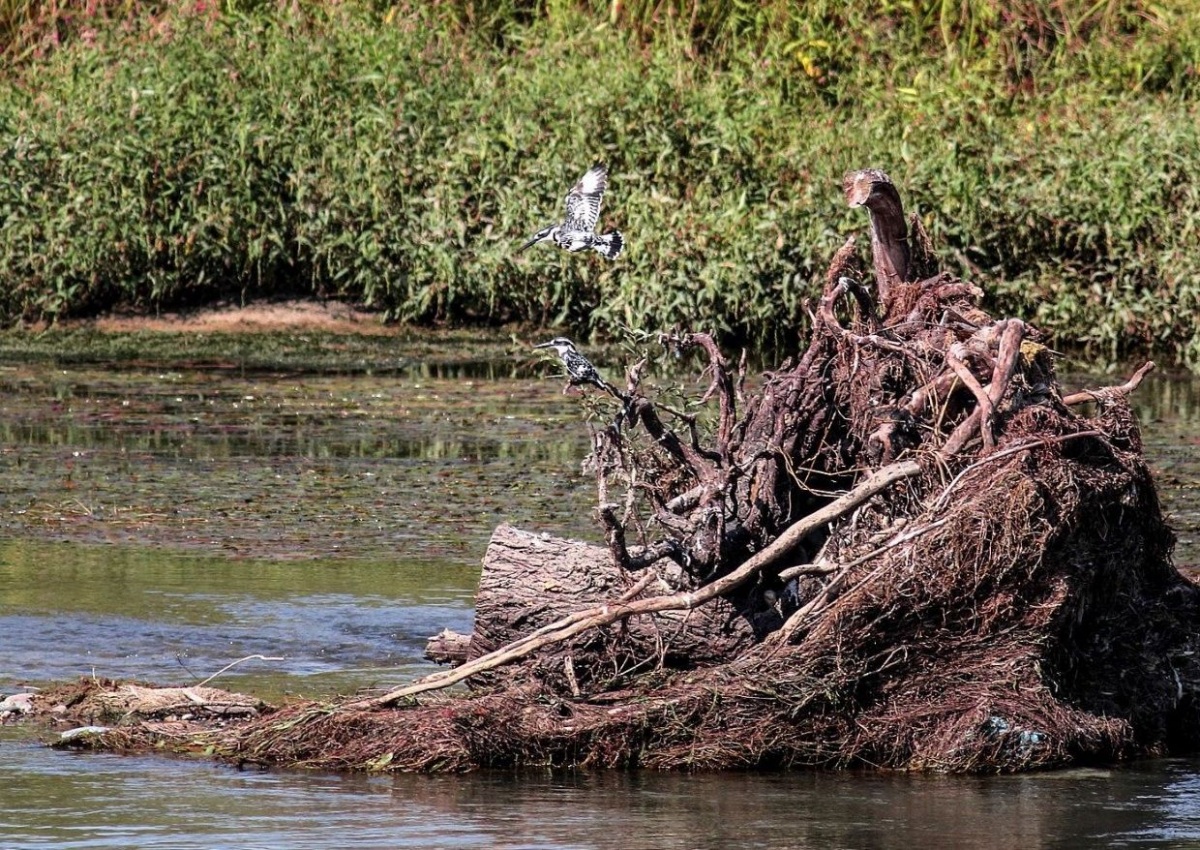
<box><xmin>562</xmin><ymin>163</ymin><xmax>608</xmax><ymax>232</ymax></box>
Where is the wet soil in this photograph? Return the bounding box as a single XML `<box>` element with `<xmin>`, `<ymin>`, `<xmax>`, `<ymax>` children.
<box><xmin>85</xmin><ymin>299</ymin><xmax>395</xmax><ymax>336</ymax></box>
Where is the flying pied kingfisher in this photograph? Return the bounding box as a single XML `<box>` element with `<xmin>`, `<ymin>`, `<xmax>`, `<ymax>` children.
<box><xmin>518</xmin><ymin>164</ymin><xmax>624</xmax><ymax>260</ymax></box>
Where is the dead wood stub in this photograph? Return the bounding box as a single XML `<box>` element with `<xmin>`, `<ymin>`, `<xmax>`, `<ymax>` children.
<box><xmin>468</xmin><ymin>524</ymin><xmax>756</xmax><ymax>682</ymax></box>
<box><xmin>62</xmin><ymin>169</ymin><xmax>1200</xmax><ymax>774</ymax></box>
<box><xmin>844</xmin><ymin>168</ymin><xmax>909</xmax><ymax>308</ymax></box>
<box><xmin>424</xmin><ymin>628</ymin><xmax>471</xmax><ymax>666</ymax></box>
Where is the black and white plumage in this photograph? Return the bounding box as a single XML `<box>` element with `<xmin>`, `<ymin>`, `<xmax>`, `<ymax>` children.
<box><xmin>518</xmin><ymin>164</ymin><xmax>624</xmax><ymax>260</ymax></box>
<box><xmin>535</xmin><ymin>337</ymin><xmax>636</xmax><ymax>432</ymax></box>
<box><xmin>535</xmin><ymin>337</ymin><xmax>609</xmax><ymax>392</ymax></box>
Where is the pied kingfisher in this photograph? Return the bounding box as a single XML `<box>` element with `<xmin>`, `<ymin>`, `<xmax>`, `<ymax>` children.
<box><xmin>536</xmin><ymin>337</ymin><xmax>635</xmax><ymax>431</ymax></box>
<box><xmin>535</xmin><ymin>337</ymin><xmax>610</xmax><ymax>392</ymax></box>
<box><xmin>518</xmin><ymin>164</ymin><xmax>624</xmax><ymax>260</ymax></box>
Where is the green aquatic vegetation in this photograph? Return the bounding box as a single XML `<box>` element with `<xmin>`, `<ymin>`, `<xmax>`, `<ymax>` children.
<box><xmin>0</xmin><ymin>351</ymin><xmax>601</xmax><ymax>559</ymax></box>
<box><xmin>0</xmin><ymin>325</ymin><xmax>529</xmax><ymax>373</ymax></box>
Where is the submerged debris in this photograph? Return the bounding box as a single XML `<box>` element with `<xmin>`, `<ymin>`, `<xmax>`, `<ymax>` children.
<box><xmin>29</xmin><ymin>679</ymin><xmax>269</xmax><ymax>724</ymax></box>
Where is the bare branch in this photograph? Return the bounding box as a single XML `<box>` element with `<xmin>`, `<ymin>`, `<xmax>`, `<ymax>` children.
<box><xmin>627</xmin><ymin>397</ymin><xmax>714</xmax><ymax>479</ymax></box>
<box><xmin>945</xmin><ymin>343</ymin><xmax>995</xmax><ymax>451</ymax></box>
<box><xmin>600</xmin><ymin>503</ymin><xmax>680</xmax><ymax>571</ymax></box>
<box><xmin>195</xmin><ymin>655</ymin><xmax>285</xmax><ymax>689</ymax></box>
<box><xmin>1063</xmin><ymin>361</ymin><xmax>1156</xmax><ymax>406</ymax></box>
<box><xmin>931</xmin><ymin>431</ymin><xmax>1106</xmax><ymax>514</ymax></box>
<box><xmin>987</xmin><ymin>320</ymin><xmax>1026</xmax><ymax>407</ymax></box>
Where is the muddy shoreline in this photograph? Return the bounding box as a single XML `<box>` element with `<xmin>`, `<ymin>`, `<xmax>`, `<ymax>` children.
<box><xmin>43</xmin><ymin>298</ymin><xmax>395</xmax><ymax>336</ymax></box>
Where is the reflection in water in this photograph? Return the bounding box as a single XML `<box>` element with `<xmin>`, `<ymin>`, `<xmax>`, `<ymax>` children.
<box><xmin>0</xmin><ymin>542</ymin><xmax>478</xmax><ymax>700</ymax></box>
<box><xmin>1127</xmin><ymin>372</ymin><xmax>1200</xmax><ymax>573</ymax></box>
<box><xmin>0</xmin><ymin>363</ymin><xmax>600</xmax><ymax>559</ymax></box>
<box><xmin>3</xmin><ymin>732</ymin><xmax>1200</xmax><ymax>850</ymax></box>
<box><xmin>1</xmin><ymin>348</ymin><xmax>1200</xmax><ymax>848</ymax></box>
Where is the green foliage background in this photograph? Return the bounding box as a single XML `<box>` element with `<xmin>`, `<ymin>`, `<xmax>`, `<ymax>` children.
<box><xmin>1</xmin><ymin>1</ymin><xmax>1198</xmax><ymax>361</ymax></box>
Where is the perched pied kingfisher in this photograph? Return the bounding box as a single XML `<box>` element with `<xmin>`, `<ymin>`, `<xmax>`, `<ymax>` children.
<box><xmin>518</xmin><ymin>164</ymin><xmax>624</xmax><ymax>260</ymax></box>
<box><xmin>535</xmin><ymin>337</ymin><xmax>610</xmax><ymax>392</ymax></box>
<box><xmin>536</xmin><ymin>337</ymin><xmax>635</xmax><ymax>431</ymax></box>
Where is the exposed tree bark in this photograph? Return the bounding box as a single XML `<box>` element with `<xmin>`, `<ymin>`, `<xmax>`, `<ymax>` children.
<box><xmin>844</xmin><ymin>168</ymin><xmax>910</xmax><ymax>306</ymax></box>
<box><xmin>466</xmin><ymin>524</ymin><xmax>756</xmax><ymax>674</ymax></box>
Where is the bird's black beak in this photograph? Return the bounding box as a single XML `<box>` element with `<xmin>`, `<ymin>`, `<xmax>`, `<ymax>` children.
<box><xmin>533</xmin><ymin>341</ymin><xmax>553</xmax><ymax>349</ymax></box>
<box><xmin>518</xmin><ymin>227</ymin><xmax>552</xmax><ymax>253</ymax></box>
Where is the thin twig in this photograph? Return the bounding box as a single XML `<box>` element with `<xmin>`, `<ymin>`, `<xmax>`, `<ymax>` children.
<box><xmin>931</xmin><ymin>431</ymin><xmax>1104</xmax><ymax>514</ymax></box>
<box><xmin>194</xmin><ymin>655</ymin><xmax>285</xmax><ymax>689</ymax></box>
<box><xmin>770</xmin><ymin>518</ymin><xmax>952</xmax><ymax>651</ymax></box>
<box><xmin>775</xmin><ymin>562</ymin><xmax>840</xmax><ymax>580</ymax></box>
<box><xmin>777</xmin><ymin>518</ymin><xmax>948</xmax><ymax>585</ymax></box>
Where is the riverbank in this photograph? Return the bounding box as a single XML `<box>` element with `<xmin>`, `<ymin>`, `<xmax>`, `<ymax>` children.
<box><xmin>80</xmin><ymin>299</ymin><xmax>394</xmax><ymax>336</ymax></box>
<box><xmin>1</xmin><ymin>3</ymin><xmax>1198</xmax><ymax>364</ymax></box>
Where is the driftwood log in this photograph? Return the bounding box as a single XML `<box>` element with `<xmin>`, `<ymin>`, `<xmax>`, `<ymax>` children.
<box><xmin>465</xmin><ymin>525</ymin><xmax>755</xmax><ymax>684</ymax></box>
<box><xmin>66</xmin><ymin>169</ymin><xmax>1200</xmax><ymax>774</ymax></box>
<box><xmin>422</xmin><ymin>525</ymin><xmax>759</xmax><ymax>676</ymax></box>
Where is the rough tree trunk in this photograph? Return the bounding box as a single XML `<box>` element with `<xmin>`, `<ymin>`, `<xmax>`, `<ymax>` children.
<box><xmin>464</xmin><ymin>525</ymin><xmax>757</xmax><ymax>688</ymax></box>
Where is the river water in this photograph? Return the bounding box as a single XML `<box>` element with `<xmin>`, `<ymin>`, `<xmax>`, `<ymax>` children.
<box><xmin>1</xmin><ymin>332</ymin><xmax>1199</xmax><ymax>849</ymax></box>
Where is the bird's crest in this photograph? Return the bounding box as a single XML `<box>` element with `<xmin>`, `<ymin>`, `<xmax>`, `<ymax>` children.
<box><xmin>535</xmin><ymin>337</ymin><xmax>577</xmax><ymax>352</ymax></box>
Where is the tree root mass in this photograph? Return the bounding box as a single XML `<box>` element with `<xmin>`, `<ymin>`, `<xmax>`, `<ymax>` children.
<box><xmin>41</xmin><ymin>170</ymin><xmax>1200</xmax><ymax>774</ymax></box>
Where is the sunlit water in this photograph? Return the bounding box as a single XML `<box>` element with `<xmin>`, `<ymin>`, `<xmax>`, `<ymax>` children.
<box><xmin>2</xmin><ymin>339</ymin><xmax>1199</xmax><ymax>848</ymax></box>
<box><xmin>5</xmin><ymin>734</ymin><xmax>1200</xmax><ymax>849</ymax></box>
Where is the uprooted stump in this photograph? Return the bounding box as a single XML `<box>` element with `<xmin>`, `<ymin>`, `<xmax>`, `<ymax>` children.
<box><xmin>53</xmin><ymin>169</ymin><xmax>1200</xmax><ymax>773</ymax></box>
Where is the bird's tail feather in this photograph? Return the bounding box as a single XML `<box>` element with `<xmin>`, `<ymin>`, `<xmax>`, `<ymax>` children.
<box><xmin>594</xmin><ymin>230</ymin><xmax>624</xmax><ymax>260</ymax></box>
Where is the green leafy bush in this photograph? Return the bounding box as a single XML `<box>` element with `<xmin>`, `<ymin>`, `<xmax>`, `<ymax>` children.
<box><xmin>0</xmin><ymin>2</ymin><xmax>1198</xmax><ymax>362</ymax></box>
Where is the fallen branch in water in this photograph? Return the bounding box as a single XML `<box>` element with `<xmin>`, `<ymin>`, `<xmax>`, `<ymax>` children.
<box><xmin>1063</xmin><ymin>361</ymin><xmax>1155</xmax><ymax>406</ymax></box>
